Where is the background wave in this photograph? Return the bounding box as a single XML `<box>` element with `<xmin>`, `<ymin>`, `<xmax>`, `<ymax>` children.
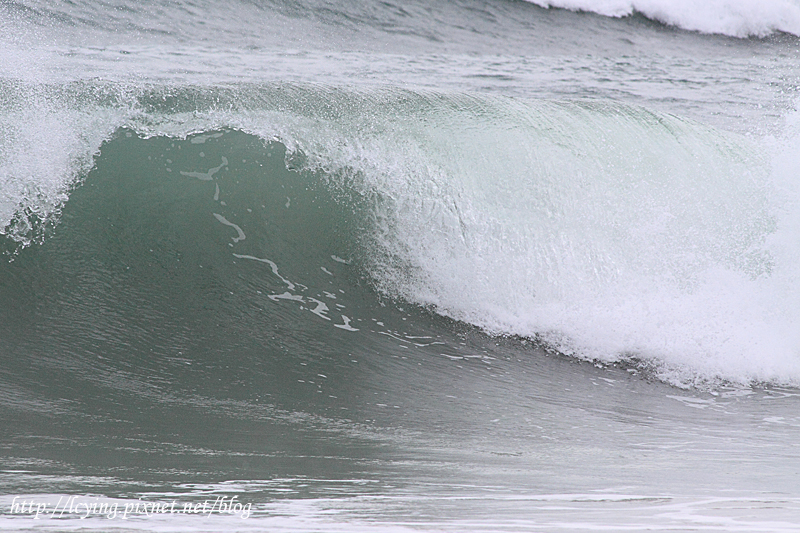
<box><xmin>4</xmin><ymin>0</ymin><xmax>799</xmax><ymax>51</ymax></box>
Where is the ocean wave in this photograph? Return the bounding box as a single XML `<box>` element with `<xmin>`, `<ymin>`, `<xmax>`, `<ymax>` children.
<box><xmin>2</xmin><ymin>82</ymin><xmax>800</xmax><ymax>387</ymax></box>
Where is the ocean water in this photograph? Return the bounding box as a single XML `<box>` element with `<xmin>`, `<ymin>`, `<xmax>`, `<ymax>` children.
<box><xmin>2</xmin><ymin>0</ymin><xmax>800</xmax><ymax>531</ymax></box>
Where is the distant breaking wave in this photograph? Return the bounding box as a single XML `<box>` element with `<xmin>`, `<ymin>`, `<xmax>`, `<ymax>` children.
<box><xmin>526</xmin><ymin>0</ymin><xmax>800</xmax><ymax>37</ymax></box>
<box><xmin>5</xmin><ymin>0</ymin><xmax>800</xmax><ymax>44</ymax></box>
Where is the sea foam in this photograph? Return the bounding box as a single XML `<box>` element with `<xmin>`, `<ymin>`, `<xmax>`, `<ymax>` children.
<box><xmin>244</xmin><ymin>88</ymin><xmax>800</xmax><ymax>388</ymax></box>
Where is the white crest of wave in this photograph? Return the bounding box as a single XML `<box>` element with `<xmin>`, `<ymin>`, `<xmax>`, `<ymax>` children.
<box><xmin>527</xmin><ymin>0</ymin><xmax>800</xmax><ymax>37</ymax></box>
<box><xmin>0</xmin><ymin>84</ymin><xmax>124</xmax><ymax>245</ymax></box>
<box><xmin>260</xmin><ymin>90</ymin><xmax>800</xmax><ymax>388</ymax></box>
<box><xmin>0</xmin><ymin>22</ymin><xmax>126</xmax><ymax>245</ymax></box>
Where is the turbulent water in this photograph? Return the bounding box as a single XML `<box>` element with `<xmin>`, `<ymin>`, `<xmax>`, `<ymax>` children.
<box><xmin>3</xmin><ymin>0</ymin><xmax>800</xmax><ymax>531</ymax></box>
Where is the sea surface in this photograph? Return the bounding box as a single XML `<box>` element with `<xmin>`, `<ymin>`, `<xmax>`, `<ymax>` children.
<box><xmin>3</xmin><ymin>0</ymin><xmax>800</xmax><ymax>531</ymax></box>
